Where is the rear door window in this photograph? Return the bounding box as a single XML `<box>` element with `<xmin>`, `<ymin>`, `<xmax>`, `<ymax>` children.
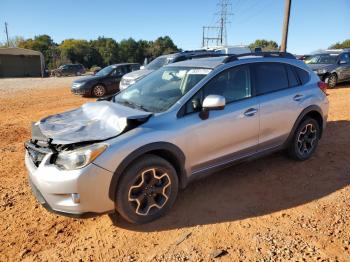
<box><xmin>253</xmin><ymin>63</ymin><xmax>289</xmax><ymax>95</ymax></box>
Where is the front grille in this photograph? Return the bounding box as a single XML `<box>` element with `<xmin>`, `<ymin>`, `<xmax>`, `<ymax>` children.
<box><xmin>27</xmin><ymin>147</ymin><xmax>46</xmax><ymax>167</ymax></box>
<box><xmin>25</xmin><ymin>141</ymin><xmax>53</xmax><ymax>167</ymax></box>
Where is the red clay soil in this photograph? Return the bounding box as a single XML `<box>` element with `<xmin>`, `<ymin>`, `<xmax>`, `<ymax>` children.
<box><xmin>0</xmin><ymin>84</ymin><xmax>349</xmax><ymax>261</ymax></box>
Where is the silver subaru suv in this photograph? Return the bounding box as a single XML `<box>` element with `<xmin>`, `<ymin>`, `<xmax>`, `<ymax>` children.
<box><xmin>25</xmin><ymin>52</ymin><xmax>329</xmax><ymax>224</ymax></box>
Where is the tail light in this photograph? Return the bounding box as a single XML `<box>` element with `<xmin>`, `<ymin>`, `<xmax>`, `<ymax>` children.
<box><xmin>318</xmin><ymin>81</ymin><xmax>328</xmax><ymax>95</ymax></box>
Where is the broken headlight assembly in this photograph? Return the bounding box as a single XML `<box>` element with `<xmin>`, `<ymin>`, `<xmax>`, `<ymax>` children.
<box><xmin>54</xmin><ymin>143</ymin><xmax>108</xmax><ymax>170</ymax></box>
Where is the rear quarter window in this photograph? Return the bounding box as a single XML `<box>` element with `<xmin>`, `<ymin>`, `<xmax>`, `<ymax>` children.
<box><xmin>286</xmin><ymin>64</ymin><xmax>300</xmax><ymax>87</ymax></box>
<box><xmin>294</xmin><ymin>67</ymin><xmax>310</xmax><ymax>85</ymax></box>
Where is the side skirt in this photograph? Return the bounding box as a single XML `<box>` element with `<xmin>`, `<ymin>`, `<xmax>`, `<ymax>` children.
<box><xmin>186</xmin><ymin>145</ymin><xmax>284</xmax><ymax>185</ymax></box>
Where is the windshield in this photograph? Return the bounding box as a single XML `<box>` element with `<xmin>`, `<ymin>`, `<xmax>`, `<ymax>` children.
<box><xmin>145</xmin><ymin>56</ymin><xmax>175</xmax><ymax>70</ymax></box>
<box><xmin>307</xmin><ymin>54</ymin><xmax>338</xmax><ymax>64</ymax></box>
<box><xmin>114</xmin><ymin>67</ymin><xmax>211</xmax><ymax>113</ymax></box>
<box><xmin>95</xmin><ymin>65</ymin><xmax>115</xmax><ymax>76</ymax></box>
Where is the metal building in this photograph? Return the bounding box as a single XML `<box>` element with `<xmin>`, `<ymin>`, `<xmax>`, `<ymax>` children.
<box><xmin>0</xmin><ymin>48</ymin><xmax>45</xmax><ymax>77</ymax></box>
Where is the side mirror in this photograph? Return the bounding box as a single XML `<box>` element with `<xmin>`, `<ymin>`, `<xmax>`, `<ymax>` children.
<box><xmin>140</xmin><ymin>65</ymin><xmax>145</xmax><ymax>70</ymax></box>
<box><xmin>339</xmin><ymin>60</ymin><xmax>347</xmax><ymax>65</ymax></box>
<box><xmin>199</xmin><ymin>95</ymin><xmax>226</xmax><ymax>120</ymax></box>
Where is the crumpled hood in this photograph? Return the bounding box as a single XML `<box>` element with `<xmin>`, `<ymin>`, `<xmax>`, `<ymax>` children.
<box><xmin>123</xmin><ymin>69</ymin><xmax>153</xmax><ymax>80</ymax></box>
<box><xmin>307</xmin><ymin>64</ymin><xmax>333</xmax><ymax>71</ymax></box>
<box><xmin>38</xmin><ymin>101</ymin><xmax>152</xmax><ymax>145</ymax></box>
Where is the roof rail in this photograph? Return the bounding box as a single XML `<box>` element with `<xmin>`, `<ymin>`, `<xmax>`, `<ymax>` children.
<box><xmin>223</xmin><ymin>52</ymin><xmax>296</xmax><ymax>63</ymax></box>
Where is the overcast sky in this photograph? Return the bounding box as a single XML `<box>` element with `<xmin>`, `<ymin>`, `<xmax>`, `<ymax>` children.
<box><xmin>1</xmin><ymin>0</ymin><xmax>350</xmax><ymax>54</ymax></box>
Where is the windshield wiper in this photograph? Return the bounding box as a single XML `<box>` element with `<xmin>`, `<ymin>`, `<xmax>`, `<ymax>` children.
<box><xmin>117</xmin><ymin>100</ymin><xmax>148</xmax><ymax>112</ymax></box>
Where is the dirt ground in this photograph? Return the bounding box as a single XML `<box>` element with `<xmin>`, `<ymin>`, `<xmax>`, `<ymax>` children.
<box><xmin>0</xmin><ymin>78</ymin><xmax>349</xmax><ymax>262</ymax></box>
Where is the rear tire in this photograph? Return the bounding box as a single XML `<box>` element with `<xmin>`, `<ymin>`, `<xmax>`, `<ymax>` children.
<box><xmin>325</xmin><ymin>73</ymin><xmax>337</xmax><ymax>88</ymax></box>
<box><xmin>115</xmin><ymin>154</ymin><xmax>179</xmax><ymax>224</ymax></box>
<box><xmin>288</xmin><ymin>118</ymin><xmax>320</xmax><ymax>161</ymax></box>
<box><xmin>92</xmin><ymin>84</ymin><xmax>106</xmax><ymax>97</ymax></box>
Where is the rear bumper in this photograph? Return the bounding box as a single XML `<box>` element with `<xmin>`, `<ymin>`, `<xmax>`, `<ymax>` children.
<box><xmin>25</xmin><ymin>151</ymin><xmax>115</xmax><ymax>217</ymax></box>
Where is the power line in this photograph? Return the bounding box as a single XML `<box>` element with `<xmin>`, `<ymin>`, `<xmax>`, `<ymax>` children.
<box><xmin>232</xmin><ymin>0</ymin><xmax>273</xmax><ymax>26</ymax></box>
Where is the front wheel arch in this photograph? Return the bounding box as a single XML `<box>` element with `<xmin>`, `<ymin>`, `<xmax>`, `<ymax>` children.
<box><xmin>108</xmin><ymin>142</ymin><xmax>187</xmax><ymax>202</ymax></box>
<box><xmin>324</xmin><ymin>73</ymin><xmax>338</xmax><ymax>88</ymax></box>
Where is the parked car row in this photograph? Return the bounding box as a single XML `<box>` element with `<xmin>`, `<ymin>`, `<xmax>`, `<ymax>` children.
<box><xmin>298</xmin><ymin>49</ymin><xmax>350</xmax><ymax>88</ymax></box>
<box><xmin>71</xmin><ymin>63</ymin><xmax>140</xmax><ymax>97</ymax></box>
<box><xmin>52</xmin><ymin>64</ymin><xmax>86</xmax><ymax>77</ymax></box>
<box><xmin>66</xmin><ymin>48</ymin><xmax>350</xmax><ymax>100</ymax></box>
<box><xmin>70</xmin><ymin>48</ymin><xmax>251</xmax><ymax>98</ymax></box>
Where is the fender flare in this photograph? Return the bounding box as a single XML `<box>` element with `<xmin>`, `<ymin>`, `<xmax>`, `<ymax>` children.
<box><xmin>108</xmin><ymin>142</ymin><xmax>187</xmax><ymax>201</ymax></box>
<box><xmin>284</xmin><ymin>105</ymin><xmax>324</xmax><ymax>147</ymax></box>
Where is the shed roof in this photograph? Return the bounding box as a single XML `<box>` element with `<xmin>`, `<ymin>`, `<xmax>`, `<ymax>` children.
<box><xmin>0</xmin><ymin>47</ymin><xmax>42</xmax><ymax>56</ymax></box>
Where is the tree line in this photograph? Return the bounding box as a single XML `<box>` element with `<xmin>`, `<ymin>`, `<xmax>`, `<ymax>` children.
<box><xmin>1</xmin><ymin>35</ymin><xmax>180</xmax><ymax>69</ymax></box>
<box><xmin>1</xmin><ymin>35</ymin><xmax>349</xmax><ymax>69</ymax></box>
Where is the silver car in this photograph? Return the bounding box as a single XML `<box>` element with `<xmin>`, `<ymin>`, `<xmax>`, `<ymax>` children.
<box><xmin>119</xmin><ymin>50</ymin><xmax>219</xmax><ymax>90</ymax></box>
<box><xmin>25</xmin><ymin>52</ymin><xmax>329</xmax><ymax>224</ymax></box>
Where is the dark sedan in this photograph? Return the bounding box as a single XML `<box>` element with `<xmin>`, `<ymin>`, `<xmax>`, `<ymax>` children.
<box><xmin>306</xmin><ymin>50</ymin><xmax>350</xmax><ymax>88</ymax></box>
<box><xmin>71</xmin><ymin>63</ymin><xmax>140</xmax><ymax>97</ymax></box>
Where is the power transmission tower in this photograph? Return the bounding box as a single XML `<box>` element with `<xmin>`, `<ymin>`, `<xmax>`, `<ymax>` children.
<box><xmin>202</xmin><ymin>0</ymin><xmax>232</xmax><ymax>48</ymax></box>
<box><xmin>216</xmin><ymin>0</ymin><xmax>232</xmax><ymax>46</ymax></box>
<box><xmin>5</xmin><ymin>22</ymin><xmax>9</xmax><ymax>47</ymax></box>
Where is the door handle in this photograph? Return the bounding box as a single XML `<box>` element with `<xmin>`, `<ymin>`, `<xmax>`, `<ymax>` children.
<box><xmin>244</xmin><ymin>108</ymin><xmax>258</xmax><ymax>117</ymax></box>
<box><xmin>293</xmin><ymin>94</ymin><xmax>304</xmax><ymax>101</ymax></box>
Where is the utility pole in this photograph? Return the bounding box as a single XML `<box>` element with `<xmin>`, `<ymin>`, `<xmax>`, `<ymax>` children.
<box><xmin>281</xmin><ymin>0</ymin><xmax>292</xmax><ymax>52</ymax></box>
<box><xmin>5</xmin><ymin>22</ymin><xmax>9</xmax><ymax>47</ymax></box>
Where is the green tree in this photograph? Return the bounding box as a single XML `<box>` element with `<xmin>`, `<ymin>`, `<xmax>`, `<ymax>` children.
<box><xmin>148</xmin><ymin>36</ymin><xmax>180</xmax><ymax>58</ymax></box>
<box><xmin>329</xmin><ymin>39</ymin><xmax>350</xmax><ymax>49</ymax></box>
<box><xmin>18</xmin><ymin>34</ymin><xmax>56</xmax><ymax>66</ymax></box>
<box><xmin>59</xmin><ymin>39</ymin><xmax>102</xmax><ymax>68</ymax></box>
<box><xmin>249</xmin><ymin>39</ymin><xmax>279</xmax><ymax>51</ymax></box>
<box><xmin>90</xmin><ymin>37</ymin><xmax>119</xmax><ymax>66</ymax></box>
<box><xmin>10</xmin><ymin>34</ymin><xmax>180</xmax><ymax>69</ymax></box>
<box><xmin>135</xmin><ymin>40</ymin><xmax>151</xmax><ymax>64</ymax></box>
<box><xmin>119</xmin><ymin>38</ymin><xmax>139</xmax><ymax>63</ymax></box>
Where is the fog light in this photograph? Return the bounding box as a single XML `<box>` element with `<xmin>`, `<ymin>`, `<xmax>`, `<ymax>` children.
<box><xmin>71</xmin><ymin>193</ymin><xmax>80</xmax><ymax>203</ymax></box>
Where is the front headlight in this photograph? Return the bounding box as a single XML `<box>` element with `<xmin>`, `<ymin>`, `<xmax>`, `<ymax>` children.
<box><xmin>72</xmin><ymin>82</ymin><xmax>84</xmax><ymax>88</ymax></box>
<box><xmin>317</xmin><ymin>69</ymin><xmax>327</xmax><ymax>74</ymax></box>
<box><xmin>55</xmin><ymin>143</ymin><xmax>107</xmax><ymax>170</ymax></box>
<box><xmin>120</xmin><ymin>79</ymin><xmax>135</xmax><ymax>90</ymax></box>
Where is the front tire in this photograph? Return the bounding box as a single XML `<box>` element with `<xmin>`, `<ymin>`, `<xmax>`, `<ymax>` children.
<box><xmin>325</xmin><ymin>73</ymin><xmax>337</xmax><ymax>88</ymax></box>
<box><xmin>288</xmin><ymin>118</ymin><xmax>320</xmax><ymax>161</ymax></box>
<box><xmin>116</xmin><ymin>155</ymin><xmax>179</xmax><ymax>224</ymax></box>
<box><xmin>92</xmin><ymin>84</ymin><xmax>106</xmax><ymax>97</ymax></box>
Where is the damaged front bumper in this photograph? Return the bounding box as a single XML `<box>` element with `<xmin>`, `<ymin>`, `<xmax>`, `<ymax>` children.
<box><xmin>25</xmin><ymin>146</ymin><xmax>115</xmax><ymax>217</ymax></box>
